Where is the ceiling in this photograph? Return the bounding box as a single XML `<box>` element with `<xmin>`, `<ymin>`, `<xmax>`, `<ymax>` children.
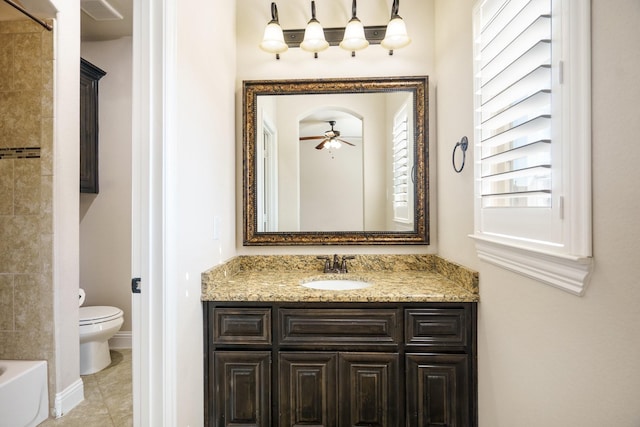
<box><xmin>300</xmin><ymin>110</ymin><xmax>362</xmax><ymax>140</ymax></box>
<box><xmin>0</xmin><ymin>0</ymin><xmax>132</xmax><ymax>41</ymax></box>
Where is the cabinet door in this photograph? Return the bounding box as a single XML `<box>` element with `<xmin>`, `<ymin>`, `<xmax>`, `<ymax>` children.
<box><xmin>214</xmin><ymin>351</ymin><xmax>271</xmax><ymax>427</ymax></box>
<box><xmin>338</xmin><ymin>352</ymin><xmax>400</xmax><ymax>427</ymax></box>
<box><xmin>79</xmin><ymin>59</ymin><xmax>106</xmax><ymax>194</ymax></box>
<box><xmin>406</xmin><ymin>354</ymin><xmax>470</xmax><ymax>427</ymax></box>
<box><xmin>279</xmin><ymin>352</ymin><xmax>338</xmax><ymax>427</ymax></box>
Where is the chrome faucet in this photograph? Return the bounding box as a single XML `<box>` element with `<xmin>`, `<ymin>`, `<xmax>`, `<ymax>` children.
<box><xmin>317</xmin><ymin>255</ymin><xmax>355</xmax><ymax>274</ymax></box>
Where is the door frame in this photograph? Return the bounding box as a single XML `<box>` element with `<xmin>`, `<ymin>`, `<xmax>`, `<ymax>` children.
<box><xmin>131</xmin><ymin>0</ymin><xmax>172</xmax><ymax>424</ymax></box>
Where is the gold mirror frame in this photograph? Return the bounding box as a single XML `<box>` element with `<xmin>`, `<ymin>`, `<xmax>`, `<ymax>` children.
<box><xmin>243</xmin><ymin>76</ymin><xmax>429</xmax><ymax>245</ymax></box>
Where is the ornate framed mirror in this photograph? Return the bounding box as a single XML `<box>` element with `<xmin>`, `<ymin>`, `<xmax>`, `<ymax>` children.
<box><xmin>243</xmin><ymin>76</ymin><xmax>429</xmax><ymax>245</ymax></box>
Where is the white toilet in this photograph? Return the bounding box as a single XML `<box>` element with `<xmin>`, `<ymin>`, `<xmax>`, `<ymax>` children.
<box><xmin>79</xmin><ymin>290</ymin><xmax>124</xmax><ymax>375</ymax></box>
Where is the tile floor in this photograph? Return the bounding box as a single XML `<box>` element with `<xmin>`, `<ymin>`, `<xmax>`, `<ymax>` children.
<box><xmin>39</xmin><ymin>349</ymin><xmax>132</xmax><ymax>427</ymax></box>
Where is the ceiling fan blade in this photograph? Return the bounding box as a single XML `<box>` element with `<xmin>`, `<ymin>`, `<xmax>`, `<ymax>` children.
<box><xmin>336</xmin><ymin>138</ymin><xmax>356</xmax><ymax>146</ymax></box>
<box><xmin>300</xmin><ymin>136</ymin><xmax>325</xmax><ymax>141</ymax></box>
<box><xmin>315</xmin><ymin>139</ymin><xmax>328</xmax><ymax>150</ymax></box>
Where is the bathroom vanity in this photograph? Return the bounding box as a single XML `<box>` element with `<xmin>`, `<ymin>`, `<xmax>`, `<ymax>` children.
<box><xmin>202</xmin><ymin>255</ymin><xmax>479</xmax><ymax>427</ymax></box>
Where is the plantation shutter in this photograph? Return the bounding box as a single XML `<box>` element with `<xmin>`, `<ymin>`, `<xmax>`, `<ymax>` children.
<box><xmin>392</xmin><ymin>107</ymin><xmax>410</xmax><ymax>222</ymax></box>
<box><xmin>476</xmin><ymin>0</ymin><xmax>552</xmax><ymax>208</ymax></box>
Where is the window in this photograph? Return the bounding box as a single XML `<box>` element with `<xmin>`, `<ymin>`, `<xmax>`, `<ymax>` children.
<box><xmin>392</xmin><ymin>102</ymin><xmax>413</xmax><ymax>225</ymax></box>
<box><xmin>472</xmin><ymin>0</ymin><xmax>592</xmax><ymax>295</ymax></box>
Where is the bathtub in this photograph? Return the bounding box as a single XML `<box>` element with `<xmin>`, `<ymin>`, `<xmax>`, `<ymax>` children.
<box><xmin>0</xmin><ymin>360</ymin><xmax>49</xmax><ymax>427</ymax></box>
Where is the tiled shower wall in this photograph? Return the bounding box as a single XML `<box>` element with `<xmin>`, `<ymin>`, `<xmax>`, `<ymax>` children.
<box><xmin>0</xmin><ymin>19</ymin><xmax>56</xmax><ymax>393</ymax></box>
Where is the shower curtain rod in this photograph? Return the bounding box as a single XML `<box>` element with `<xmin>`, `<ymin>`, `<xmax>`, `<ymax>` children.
<box><xmin>3</xmin><ymin>0</ymin><xmax>53</xmax><ymax>31</ymax></box>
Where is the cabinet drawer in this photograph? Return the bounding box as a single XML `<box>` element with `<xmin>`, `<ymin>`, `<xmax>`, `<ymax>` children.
<box><xmin>405</xmin><ymin>308</ymin><xmax>468</xmax><ymax>347</ymax></box>
<box><xmin>279</xmin><ymin>308</ymin><xmax>401</xmax><ymax>347</ymax></box>
<box><xmin>213</xmin><ymin>308</ymin><xmax>271</xmax><ymax>345</ymax></box>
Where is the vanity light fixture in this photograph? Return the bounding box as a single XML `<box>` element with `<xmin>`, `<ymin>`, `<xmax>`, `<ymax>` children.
<box><xmin>259</xmin><ymin>2</ymin><xmax>288</xmax><ymax>59</ymax></box>
<box><xmin>381</xmin><ymin>0</ymin><xmax>411</xmax><ymax>55</ymax></box>
<box><xmin>339</xmin><ymin>0</ymin><xmax>369</xmax><ymax>57</ymax></box>
<box><xmin>259</xmin><ymin>0</ymin><xmax>410</xmax><ymax>59</ymax></box>
<box><xmin>300</xmin><ymin>1</ymin><xmax>329</xmax><ymax>58</ymax></box>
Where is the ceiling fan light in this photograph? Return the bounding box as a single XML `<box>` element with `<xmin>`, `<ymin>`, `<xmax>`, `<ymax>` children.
<box><xmin>340</xmin><ymin>18</ymin><xmax>369</xmax><ymax>52</ymax></box>
<box><xmin>259</xmin><ymin>22</ymin><xmax>288</xmax><ymax>54</ymax></box>
<box><xmin>326</xmin><ymin>139</ymin><xmax>341</xmax><ymax>150</ymax></box>
<box><xmin>301</xmin><ymin>19</ymin><xmax>329</xmax><ymax>53</ymax></box>
<box><xmin>381</xmin><ymin>16</ymin><xmax>411</xmax><ymax>51</ymax></box>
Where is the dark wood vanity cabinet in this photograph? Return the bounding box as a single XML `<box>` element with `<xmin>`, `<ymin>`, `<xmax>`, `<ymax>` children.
<box><xmin>204</xmin><ymin>302</ymin><xmax>477</xmax><ymax>427</ymax></box>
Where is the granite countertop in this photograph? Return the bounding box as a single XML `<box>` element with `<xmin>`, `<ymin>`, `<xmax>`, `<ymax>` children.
<box><xmin>201</xmin><ymin>254</ymin><xmax>479</xmax><ymax>303</ymax></box>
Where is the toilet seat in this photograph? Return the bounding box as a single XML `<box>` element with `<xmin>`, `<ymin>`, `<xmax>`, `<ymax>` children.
<box><xmin>79</xmin><ymin>306</ymin><xmax>123</xmax><ymax>326</ymax></box>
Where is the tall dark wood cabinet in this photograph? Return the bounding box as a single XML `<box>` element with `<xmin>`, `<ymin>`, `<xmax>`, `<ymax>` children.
<box><xmin>204</xmin><ymin>302</ymin><xmax>477</xmax><ymax>427</ymax></box>
<box><xmin>80</xmin><ymin>58</ymin><xmax>106</xmax><ymax>193</ymax></box>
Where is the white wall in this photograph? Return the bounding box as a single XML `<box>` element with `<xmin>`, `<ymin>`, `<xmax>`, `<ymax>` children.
<box><xmin>80</xmin><ymin>37</ymin><xmax>133</xmax><ymax>332</ymax></box>
<box><xmin>435</xmin><ymin>0</ymin><xmax>640</xmax><ymax>426</ymax></box>
<box><xmin>168</xmin><ymin>0</ymin><xmax>237</xmax><ymax>425</ymax></box>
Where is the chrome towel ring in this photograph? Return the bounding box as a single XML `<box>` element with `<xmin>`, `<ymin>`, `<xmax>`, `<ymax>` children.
<box><xmin>452</xmin><ymin>136</ymin><xmax>468</xmax><ymax>173</ymax></box>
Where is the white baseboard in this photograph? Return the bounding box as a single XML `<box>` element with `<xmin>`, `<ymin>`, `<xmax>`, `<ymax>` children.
<box><xmin>53</xmin><ymin>378</ymin><xmax>84</xmax><ymax>418</ymax></box>
<box><xmin>109</xmin><ymin>331</ymin><xmax>132</xmax><ymax>349</ymax></box>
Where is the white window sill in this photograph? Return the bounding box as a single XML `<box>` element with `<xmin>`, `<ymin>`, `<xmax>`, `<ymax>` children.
<box><xmin>470</xmin><ymin>234</ymin><xmax>593</xmax><ymax>296</ymax></box>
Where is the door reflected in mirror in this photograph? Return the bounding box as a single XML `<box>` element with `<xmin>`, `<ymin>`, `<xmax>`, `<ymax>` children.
<box><xmin>244</xmin><ymin>77</ymin><xmax>428</xmax><ymax>245</ymax></box>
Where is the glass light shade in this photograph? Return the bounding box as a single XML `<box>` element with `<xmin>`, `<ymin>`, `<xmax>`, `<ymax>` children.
<box><xmin>300</xmin><ymin>20</ymin><xmax>329</xmax><ymax>53</ymax></box>
<box><xmin>327</xmin><ymin>139</ymin><xmax>341</xmax><ymax>149</ymax></box>
<box><xmin>381</xmin><ymin>17</ymin><xmax>411</xmax><ymax>50</ymax></box>
<box><xmin>339</xmin><ymin>18</ymin><xmax>369</xmax><ymax>51</ymax></box>
<box><xmin>259</xmin><ymin>22</ymin><xmax>288</xmax><ymax>54</ymax></box>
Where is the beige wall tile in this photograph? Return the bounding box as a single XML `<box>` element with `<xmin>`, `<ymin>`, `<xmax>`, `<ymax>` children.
<box><xmin>42</xmin><ymin>25</ymin><xmax>53</xmax><ymax>61</ymax></box>
<box><xmin>14</xmin><ymin>33</ymin><xmax>42</xmax><ymax>91</ymax></box>
<box><xmin>14</xmin><ymin>158</ymin><xmax>40</xmax><ymax>215</ymax></box>
<box><xmin>0</xmin><ymin>215</ymin><xmax>40</xmax><ymax>273</ymax></box>
<box><xmin>0</xmin><ymin>160</ymin><xmax>13</xmax><ymax>215</ymax></box>
<box><xmin>41</xmin><ymin>59</ymin><xmax>53</xmax><ymax>117</ymax></box>
<box><xmin>14</xmin><ymin>32</ymin><xmax>41</xmax><ymax>54</ymax></box>
<box><xmin>0</xmin><ymin>20</ymin><xmax>42</xmax><ymax>34</ymax></box>
<box><xmin>41</xmin><ymin>117</ymin><xmax>53</xmax><ymax>175</ymax></box>
<box><xmin>0</xmin><ymin>327</ymin><xmax>54</xmax><ymax>361</ymax></box>
<box><xmin>0</xmin><ymin>21</ymin><xmax>54</xmax><ymax>396</ymax></box>
<box><xmin>0</xmin><ymin>91</ymin><xmax>41</xmax><ymax>148</ymax></box>
<box><xmin>14</xmin><ymin>273</ymin><xmax>48</xmax><ymax>331</ymax></box>
<box><xmin>0</xmin><ymin>93</ymin><xmax>11</xmax><ymax>149</ymax></box>
<box><xmin>0</xmin><ymin>34</ymin><xmax>13</xmax><ymax>91</ymax></box>
<box><xmin>0</xmin><ymin>331</ymin><xmax>18</xmax><ymax>358</ymax></box>
<box><xmin>0</xmin><ymin>274</ymin><xmax>14</xmax><ymax>331</ymax></box>
<box><xmin>40</xmin><ymin>174</ymin><xmax>53</xmax><ymax>234</ymax></box>
<box><xmin>40</xmin><ymin>232</ymin><xmax>53</xmax><ymax>279</ymax></box>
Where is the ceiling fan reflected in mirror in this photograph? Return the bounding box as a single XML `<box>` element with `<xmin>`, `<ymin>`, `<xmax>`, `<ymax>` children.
<box><xmin>300</xmin><ymin>120</ymin><xmax>357</xmax><ymax>150</ymax></box>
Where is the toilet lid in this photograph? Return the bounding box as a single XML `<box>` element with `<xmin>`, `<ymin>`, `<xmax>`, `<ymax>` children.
<box><xmin>79</xmin><ymin>306</ymin><xmax>123</xmax><ymax>325</ymax></box>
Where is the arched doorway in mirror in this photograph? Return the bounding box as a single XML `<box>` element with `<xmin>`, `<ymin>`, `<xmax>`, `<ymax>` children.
<box><xmin>298</xmin><ymin>108</ymin><xmax>364</xmax><ymax>232</ymax></box>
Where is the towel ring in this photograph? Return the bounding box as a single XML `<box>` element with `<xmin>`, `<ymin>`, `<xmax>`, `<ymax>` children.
<box><xmin>452</xmin><ymin>136</ymin><xmax>469</xmax><ymax>173</ymax></box>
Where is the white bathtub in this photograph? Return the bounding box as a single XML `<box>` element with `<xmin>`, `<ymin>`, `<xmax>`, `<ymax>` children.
<box><xmin>0</xmin><ymin>360</ymin><xmax>49</xmax><ymax>427</ymax></box>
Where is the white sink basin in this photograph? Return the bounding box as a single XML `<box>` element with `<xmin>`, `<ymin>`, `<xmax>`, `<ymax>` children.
<box><xmin>301</xmin><ymin>279</ymin><xmax>371</xmax><ymax>291</ymax></box>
